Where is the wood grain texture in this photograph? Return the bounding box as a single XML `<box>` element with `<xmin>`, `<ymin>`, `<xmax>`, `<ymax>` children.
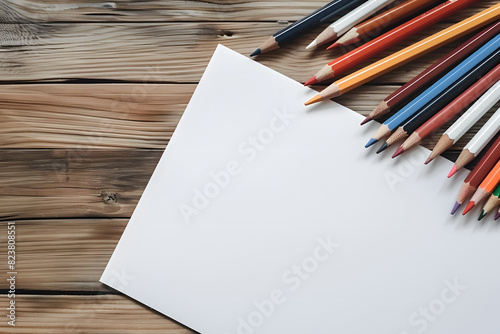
<box><xmin>2</xmin><ymin>0</ymin><xmax>497</xmax><ymax>22</ymax></box>
<box><xmin>0</xmin><ymin>149</ymin><xmax>161</xmax><ymax>220</ymax></box>
<box><xmin>0</xmin><ymin>1</ymin><xmax>494</xmax><ymax>332</ymax></box>
<box><xmin>0</xmin><ymin>22</ymin><xmax>488</xmax><ymax>83</ymax></box>
<box><xmin>0</xmin><ymin>294</ymin><xmax>195</xmax><ymax>333</ymax></box>
<box><xmin>1</xmin><ymin>84</ymin><xmax>497</xmax><ymax>149</ymax></box>
<box><xmin>0</xmin><ymin>219</ymin><xmax>126</xmax><ymax>291</ymax></box>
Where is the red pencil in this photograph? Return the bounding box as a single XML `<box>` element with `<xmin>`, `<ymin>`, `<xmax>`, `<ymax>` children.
<box><xmin>305</xmin><ymin>0</ymin><xmax>479</xmax><ymax>86</ymax></box>
<box><xmin>331</xmin><ymin>0</ymin><xmax>441</xmax><ymax>48</ymax></box>
<box><xmin>361</xmin><ymin>20</ymin><xmax>500</xmax><ymax>125</ymax></box>
<box><xmin>394</xmin><ymin>63</ymin><xmax>500</xmax><ymax>157</ymax></box>
<box><xmin>451</xmin><ymin>135</ymin><xmax>500</xmax><ymax>215</ymax></box>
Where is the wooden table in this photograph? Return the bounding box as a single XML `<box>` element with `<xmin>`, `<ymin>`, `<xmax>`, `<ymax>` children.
<box><xmin>0</xmin><ymin>1</ymin><xmax>498</xmax><ymax>332</ymax></box>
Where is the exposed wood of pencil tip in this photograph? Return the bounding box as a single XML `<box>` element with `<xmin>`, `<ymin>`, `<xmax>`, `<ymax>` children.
<box><xmin>386</xmin><ymin>127</ymin><xmax>408</xmax><ymax>146</ymax></box>
<box><xmin>429</xmin><ymin>134</ymin><xmax>454</xmax><ymax>161</ymax></box>
<box><xmin>455</xmin><ymin>148</ymin><xmax>475</xmax><ymax>170</ymax></box>
<box><xmin>482</xmin><ymin>194</ymin><xmax>500</xmax><ymax>214</ymax></box>
<box><xmin>457</xmin><ymin>181</ymin><xmax>476</xmax><ymax>204</ymax></box>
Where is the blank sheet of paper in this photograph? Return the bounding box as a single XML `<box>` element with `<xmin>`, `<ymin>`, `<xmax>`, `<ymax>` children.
<box><xmin>101</xmin><ymin>45</ymin><xmax>500</xmax><ymax>334</ymax></box>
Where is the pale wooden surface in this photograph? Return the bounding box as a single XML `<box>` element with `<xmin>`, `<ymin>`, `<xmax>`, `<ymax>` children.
<box><xmin>0</xmin><ymin>1</ymin><xmax>498</xmax><ymax>333</ymax></box>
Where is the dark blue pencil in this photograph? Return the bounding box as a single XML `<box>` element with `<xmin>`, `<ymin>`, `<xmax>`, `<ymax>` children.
<box><xmin>250</xmin><ymin>0</ymin><xmax>365</xmax><ymax>57</ymax></box>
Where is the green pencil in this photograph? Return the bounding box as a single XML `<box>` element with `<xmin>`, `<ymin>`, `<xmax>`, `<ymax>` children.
<box><xmin>480</xmin><ymin>183</ymin><xmax>500</xmax><ymax>221</ymax></box>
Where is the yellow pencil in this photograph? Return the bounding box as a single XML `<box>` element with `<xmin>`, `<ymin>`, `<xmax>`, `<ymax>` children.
<box><xmin>305</xmin><ymin>2</ymin><xmax>500</xmax><ymax>105</ymax></box>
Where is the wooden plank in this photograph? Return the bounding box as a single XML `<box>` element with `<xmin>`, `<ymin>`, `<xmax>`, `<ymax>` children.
<box><xmin>0</xmin><ymin>150</ymin><xmax>161</xmax><ymax>220</ymax></box>
<box><xmin>0</xmin><ymin>21</ymin><xmax>487</xmax><ymax>83</ymax></box>
<box><xmin>0</xmin><ymin>294</ymin><xmax>195</xmax><ymax>333</ymax></box>
<box><xmin>1</xmin><ymin>84</ymin><xmax>497</xmax><ymax>150</ymax></box>
<box><xmin>0</xmin><ymin>84</ymin><xmax>189</xmax><ymax>149</ymax></box>
<box><xmin>2</xmin><ymin>0</ymin><xmax>496</xmax><ymax>23</ymax></box>
<box><xmin>0</xmin><ymin>219</ymin><xmax>126</xmax><ymax>291</ymax></box>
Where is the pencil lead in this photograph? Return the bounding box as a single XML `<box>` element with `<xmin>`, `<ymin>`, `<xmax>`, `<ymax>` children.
<box><xmin>250</xmin><ymin>49</ymin><xmax>261</xmax><ymax>57</ymax></box>
<box><xmin>447</xmin><ymin>165</ymin><xmax>458</xmax><ymax>178</ymax></box>
<box><xmin>365</xmin><ymin>138</ymin><xmax>379</xmax><ymax>148</ymax></box>
<box><xmin>376</xmin><ymin>142</ymin><xmax>389</xmax><ymax>154</ymax></box>
<box><xmin>451</xmin><ymin>201</ymin><xmax>461</xmax><ymax>215</ymax></box>
<box><xmin>326</xmin><ymin>42</ymin><xmax>340</xmax><ymax>51</ymax></box>
<box><xmin>304</xmin><ymin>77</ymin><xmax>318</xmax><ymax>86</ymax></box>
<box><xmin>424</xmin><ymin>156</ymin><xmax>434</xmax><ymax>165</ymax></box>
<box><xmin>360</xmin><ymin>116</ymin><xmax>372</xmax><ymax>126</ymax></box>
<box><xmin>495</xmin><ymin>211</ymin><xmax>500</xmax><ymax>220</ymax></box>
<box><xmin>478</xmin><ymin>210</ymin><xmax>487</xmax><ymax>221</ymax></box>
<box><xmin>306</xmin><ymin>40</ymin><xmax>318</xmax><ymax>50</ymax></box>
<box><xmin>462</xmin><ymin>201</ymin><xmax>475</xmax><ymax>215</ymax></box>
<box><xmin>392</xmin><ymin>146</ymin><xmax>404</xmax><ymax>158</ymax></box>
<box><xmin>304</xmin><ymin>95</ymin><xmax>322</xmax><ymax>106</ymax></box>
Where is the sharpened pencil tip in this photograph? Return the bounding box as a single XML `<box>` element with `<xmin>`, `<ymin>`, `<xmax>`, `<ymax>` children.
<box><xmin>326</xmin><ymin>42</ymin><xmax>340</xmax><ymax>51</ymax></box>
<box><xmin>306</xmin><ymin>40</ymin><xmax>318</xmax><ymax>50</ymax></box>
<box><xmin>376</xmin><ymin>142</ymin><xmax>389</xmax><ymax>154</ymax></box>
<box><xmin>250</xmin><ymin>49</ymin><xmax>261</xmax><ymax>57</ymax></box>
<box><xmin>448</xmin><ymin>165</ymin><xmax>458</xmax><ymax>178</ymax></box>
<box><xmin>304</xmin><ymin>95</ymin><xmax>322</xmax><ymax>106</ymax></box>
<box><xmin>424</xmin><ymin>156</ymin><xmax>433</xmax><ymax>165</ymax></box>
<box><xmin>462</xmin><ymin>201</ymin><xmax>475</xmax><ymax>215</ymax></box>
<box><xmin>495</xmin><ymin>211</ymin><xmax>500</xmax><ymax>220</ymax></box>
<box><xmin>360</xmin><ymin>116</ymin><xmax>372</xmax><ymax>126</ymax></box>
<box><xmin>304</xmin><ymin>77</ymin><xmax>318</xmax><ymax>86</ymax></box>
<box><xmin>392</xmin><ymin>146</ymin><xmax>404</xmax><ymax>158</ymax></box>
<box><xmin>478</xmin><ymin>210</ymin><xmax>487</xmax><ymax>221</ymax></box>
<box><xmin>451</xmin><ymin>201</ymin><xmax>461</xmax><ymax>215</ymax></box>
<box><xmin>365</xmin><ymin>138</ymin><xmax>378</xmax><ymax>148</ymax></box>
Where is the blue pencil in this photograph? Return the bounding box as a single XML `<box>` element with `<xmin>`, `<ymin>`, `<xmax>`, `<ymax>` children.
<box><xmin>365</xmin><ymin>31</ymin><xmax>500</xmax><ymax>148</ymax></box>
<box><xmin>250</xmin><ymin>0</ymin><xmax>365</xmax><ymax>57</ymax></box>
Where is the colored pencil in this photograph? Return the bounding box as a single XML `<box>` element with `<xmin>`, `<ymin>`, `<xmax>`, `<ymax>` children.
<box><xmin>479</xmin><ymin>183</ymin><xmax>500</xmax><ymax>220</ymax></box>
<box><xmin>330</xmin><ymin>0</ymin><xmax>441</xmax><ymax>48</ymax></box>
<box><xmin>306</xmin><ymin>0</ymin><xmax>397</xmax><ymax>50</ymax></box>
<box><xmin>451</xmin><ymin>134</ymin><xmax>500</xmax><ymax>215</ymax></box>
<box><xmin>450</xmin><ymin>106</ymin><xmax>500</xmax><ymax>178</ymax></box>
<box><xmin>495</xmin><ymin>206</ymin><xmax>500</xmax><ymax>220</ymax></box>
<box><xmin>362</xmin><ymin>21</ymin><xmax>500</xmax><ymax>125</ymax></box>
<box><xmin>390</xmin><ymin>63</ymin><xmax>500</xmax><ymax>157</ymax></box>
<box><xmin>306</xmin><ymin>0</ymin><xmax>478</xmax><ymax>85</ymax></box>
<box><xmin>304</xmin><ymin>3</ymin><xmax>500</xmax><ymax>105</ymax></box>
<box><xmin>250</xmin><ymin>0</ymin><xmax>363</xmax><ymax>57</ymax></box>
<box><xmin>462</xmin><ymin>159</ymin><xmax>500</xmax><ymax>215</ymax></box>
<box><xmin>427</xmin><ymin>73</ymin><xmax>500</xmax><ymax>163</ymax></box>
<box><xmin>364</xmin><ymin>32</ymin><xmax>500</xmax><ymax>148</ymax></box>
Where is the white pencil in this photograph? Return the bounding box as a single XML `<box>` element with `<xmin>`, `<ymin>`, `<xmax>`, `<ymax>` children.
<box><xmin>430</xmin><ymin>80</ymin><xmax>500</xmax><ymax>162</ymax></box>
<box><xmin>452</xmin><ymin>105</ymin><xmax>500</xmax><ymax>175</ymax></box>
<box><xmin>306</xmin><ymin>0</ymin><xmax>396</xmax><ymax>50</ymax></box>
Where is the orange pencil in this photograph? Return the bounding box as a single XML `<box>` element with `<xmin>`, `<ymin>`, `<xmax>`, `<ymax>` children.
<box><xmin>462</xmin><ymin>159</ymin><xmax>500</xmax><ymax>215</ymax></box>
<box><xmin>304</xmin><ymin>2</ymin><xmax>500</xmax><ymax>106</ymax></box>
<box><xmin>306</xmin><ymin>0</ymin><xmax>474</xmax><ymax>85</ymax></box>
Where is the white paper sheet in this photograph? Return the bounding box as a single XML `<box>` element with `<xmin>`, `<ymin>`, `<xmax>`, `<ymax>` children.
<box><xmin>101</xmin><ymin>45</ymin><xmax>500</xmax><ymax>334</ymax></box>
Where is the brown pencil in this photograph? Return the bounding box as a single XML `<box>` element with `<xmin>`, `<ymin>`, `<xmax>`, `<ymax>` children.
<box><xmin>394</xmin><ymin>64</ymin><xmax>500</xmax><ymax>158</ymax></box>
<box><xmin>332</xmin><ymin>0</ymin><xmax>441</xmax><ymax>48</ymax></box>
<box><xmin>304</xmin><ymin>3</ymin><xmax>500</xmax><ymax>106</ymax></box>
<box><xmin>362</xmin><ymin>20</ymin><xmax>500</xmax><ymax>124</ymax></box>
<box><xmin>306</xmin><ymin>0</ymin><xmax>480</xmax><ymax>86</ymax></box>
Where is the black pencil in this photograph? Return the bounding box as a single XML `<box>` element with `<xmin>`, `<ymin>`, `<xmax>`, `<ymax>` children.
<box><xmin>378</xmin><ymin>46</ymin><xmax>500</xmax><ymax>156</ymax></box>
<box><xmin>250</xmin><ymin>0</ymin><xmax>364</xmax><ymax>57</ymax></box>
